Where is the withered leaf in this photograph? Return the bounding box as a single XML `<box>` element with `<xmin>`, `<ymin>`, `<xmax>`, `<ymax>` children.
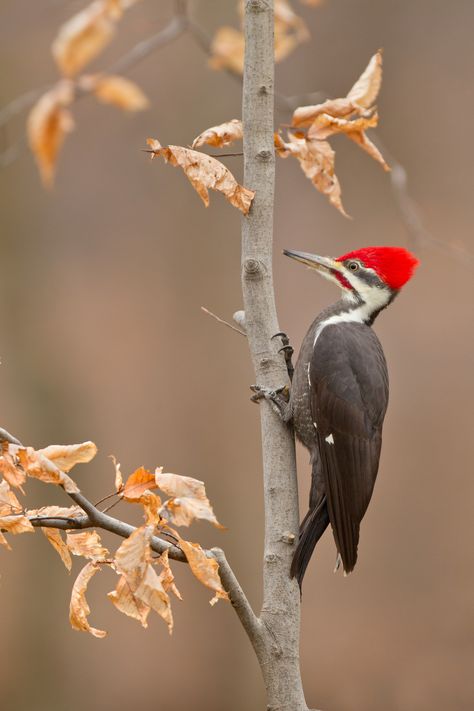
<box><xmin>67</xmin><ymin>530</ymin><xmax>109</xmax><ymax>560</ymax></box>
<box><xmin>209</xmin><ymin>1</ymin><xmax>308</xmax><ymax>74</ymax></box>
<box><xmin>108</xmin><ymin>573</ymin><xmax>150</xmax><ymax>627</ymax></box>
<box><xmin>113</xmin><ymin>525</ymin><xmax>173</xmax><ymax>631</ymax></box>
<box><xmin>156</xmin><ymin>549</ymin><xmax>182</xmax><ymax>600</ymax></box>
<box><xmin>82</xmin><ymin>74</ymin><xmax>149</xmax><ymax>111</ymax></box>
<box><xmin>134</xmin><ymin>563</ymin><xmax>173</xmax><ymax>632</ymax></box>
<box><xmin>209</xmin><ymin>27</ymin><xmax>244</xmax><ymax>75</ymax></box>
<box><xmin>0</xmin><ymin>531</ymin><xmax>11</xmax><ymax>550</ymax></box>
<box><xmin>52</xmin><ymin>0</ymin><xmax>117</xmax><ymax>77</ymax></box>
<box><xmin>292</xmin><ymin>50</ymin><xmax>383</xmax><ymax>128</ymax></box>
<box><xmin>0</xmin><ymin>479</ymin><xmax>22</xmax><ymax>516</ymax></box>
<box><xmin>110</xmin><ymin>455</ymin><xmax>123</xmax><ymax>493</ymax></box>
<box><xmin>69</xmin><ymin>561</ymin><xmax>107</xmax><ymax>638</ymax></box>
<box><xmin>43</xmin><ymin>528</ymin><xmax>72</xmax><ymax>571</ymax></box>
<box><xmin>277</xmin><ymin>132</ymin><xmax>347</xmax><ymax>215</ymax></box>
<box><xmin>178</xmin><ymin>538</ymin><xmax>229</xmax><ymax>606</ymax></box>
<box><xmin>26</xmin><ymin>504</ymin><xmax>83</xmax><ymax>520</ymax></box>
<box><xmin>0</xmin><ymin>514</ymin><xmax>34</xmax><ymax>535</ymax></box>
<box><xmin>122</xmin><ymin>466</ymin><xmax>157</xmax><ymax>500</ymax></box>
<box><xmin>16</xmin><ymin>446</ymin><xmax>80</xmax><ymax>494</ymax></box>
<box><xmin>192</xmin><ymin>119</ymin><xmax>243</xmax><ymax>150</ymax></box>
<box><xmin>0</xmin><ymin>444</ymin><xmax>26</xmax><ymax>490</ymax></box>
<box><xmin>156</xmin><ymin>469</ymin><xmax>223</xmax><ymax>529</ymax></box>
<box><xmin>37</xmin><ymin>441</ymin><xmax>97</xmax><ymax>473</ymax></box>
<box><xmin>346</xmin><ymin>49</ymin><xmax>383</xmax><ymax>109</ymax></box>
<box><xmin>27</xmin><ymin>80</ymin><xmax>75</xmax><ymax>187</ymax></box>
<box><xmin>146</xmin><ymin>138</ymin><xmax>254</xmax><ymax>215</ymax></box>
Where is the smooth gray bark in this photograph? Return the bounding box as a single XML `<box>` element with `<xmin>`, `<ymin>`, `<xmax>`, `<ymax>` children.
<box><xmin>240</xmin><ymin>2</ymin><xmax>309</xmax><ymax>709</ymax></box>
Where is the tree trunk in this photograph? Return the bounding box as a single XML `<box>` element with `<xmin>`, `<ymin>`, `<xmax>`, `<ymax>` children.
<box><xmin>241</xmin><ymin>2</ymin><xmax>308</xmax><ymax>709</ymax></box>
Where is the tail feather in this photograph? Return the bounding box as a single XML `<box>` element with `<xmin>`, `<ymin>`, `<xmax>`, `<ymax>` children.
<box><xmin>290</xmin><ymin>498</ymin><xmax>330</xmax><ymax>590</ymax></box>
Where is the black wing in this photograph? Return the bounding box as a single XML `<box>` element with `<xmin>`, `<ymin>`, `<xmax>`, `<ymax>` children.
<box><xmin>310</xmin><ymin>322</ymin><xmax>389</xmax><ymax>573</ymax></box>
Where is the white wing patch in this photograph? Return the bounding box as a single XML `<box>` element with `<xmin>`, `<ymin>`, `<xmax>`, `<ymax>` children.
<box><xmin>325</xmin><ymin>433</ymin><xmax>334</xmax><ymax>444</ymax></box>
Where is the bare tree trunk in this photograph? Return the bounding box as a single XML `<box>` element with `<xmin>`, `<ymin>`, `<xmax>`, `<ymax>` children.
<box><xmin>241</xmin><ymin>2</ymin><xmax>308</xmax><ymax>709</ymax></box>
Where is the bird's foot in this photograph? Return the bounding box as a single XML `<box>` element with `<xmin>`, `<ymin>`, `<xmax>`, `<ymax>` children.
<box><xmin>272</xmin><ymin>332</ymin><xmax>294</xmax><ymax>381</ymax></box>
<box><xmin>250</xmin><ymin>384</ymin><xmax>289</xmax><ymax>417</ymax></box>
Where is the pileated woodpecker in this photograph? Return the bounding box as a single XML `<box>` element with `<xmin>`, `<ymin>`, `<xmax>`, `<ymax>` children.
<box><xmin>251</xmin><ymin>246</ymin><xmax>418</xmax><ymax>587</ymax></box>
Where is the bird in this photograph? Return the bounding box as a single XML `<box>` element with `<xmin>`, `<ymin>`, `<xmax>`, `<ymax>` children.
<box><xmin>251</xmin><ymin>245</ymin><xmax>419</xmax><ymax>588</ymax></box>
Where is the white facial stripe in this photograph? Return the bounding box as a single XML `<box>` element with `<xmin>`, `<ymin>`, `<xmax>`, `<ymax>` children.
<box><xmin>313</xmin><ymin>285</ymin><xmax>390</xmax><ymax>347</ymax></box>
<box><xmin>325</xmin><ymin>434</ymin><xmax>334</xmax><ymax>444</ymax></box>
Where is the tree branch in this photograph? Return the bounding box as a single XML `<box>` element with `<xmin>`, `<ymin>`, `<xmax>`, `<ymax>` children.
<box><xmin>240</xmin><ymin>2</ymin><xmax>307</xmax><ymax>709</ymax></box>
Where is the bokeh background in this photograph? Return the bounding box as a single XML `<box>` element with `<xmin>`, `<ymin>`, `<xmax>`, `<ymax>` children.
<box><xmin>0</xmin><ymin>1</ymin><xmax>473</xmax><ymax>710</ymax></box>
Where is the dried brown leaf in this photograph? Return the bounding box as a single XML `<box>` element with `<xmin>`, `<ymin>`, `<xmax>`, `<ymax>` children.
<box><xmin>277</xmin><ymin>133</ymin><xmax>347</xmax><ymax>215</ymax></box>
<box><xmin>69</xmin><ymin>561</ymin><xmax>107</xmax><ymax>637</ymax></box>
<box><xmin>346</xmin><ymin>129</ymin><xmax>389</xmax><ymax>170</ymax></box>
<box><xmin>292</xmin><ymin>50</ymin><xmax>383</xmax><ymax>128</ymax></box>
<box><xmin>43</xmin><ymin>528</ymin><xmax>72</xmax><ymax>571</ymax></box>
<box><xmin>110</xmin><ymin>455</ymin><xmax>123</xmax><ymax>492</ymax></box>
<box><xmin>108</xmin><ymin>573</ymin><xmax>150</xmax><ymax>626</ymax></box>
<box><xmin>192</xmin><ymin>119</ymin><xmax>243</xmax><ymax>150</ymax></box>
<box><xmin>274</xmin><ymin>0</ymin><xmax>309</xmax><ymax>62</ymax></box>
<box><xmin>122</xmin><ymin>466</ymin><xmax>157</xmax><ymax>500</ymax></box>
<box><xmin>346</xmin><ymin>49</ymin><xmax>383</xmax><ymax>109</ymax></box>
<box><xmin>0</xmin><ymin>515</ymin><xmax>34</xmax><ymax>535</ymax></box>
<box><xmin>178</xmin><ymin>538</ymin><xmax>229</xmax><ymax>605</ymax></box>
<box><xmin>52</xmin><ymin>0</ymin><xmax>116</xmax><ymax>77</ymax></box>
<box><xmin>209</xmin><ymin>27</ymin><xmax>244</xmax><ymax>75</ymax></box>
<box><xmin>26</xmin><ymin>504</ymin><xmax>83</xmax><ymax>519</ymax></box>
<box><xmin>0</xmin><ymin>445</ymin><xmax>26</xmax><ymax>490</ymax></box>
<box><xmin>0</xmin><ymin>531</ymin><xmax>11</xmax><ymax>550</ymax></box>
<box><xmin>156</xmin><ymin>549</ymin><xmax>182</xmax><ymax>600</ymax></box>
<box><xmin>113</xmin><ymin>525</ymin><xmax>172</xmax><ymax>631</ymax></box>
<box><xmin>67</xmin><ymin>530</ymin><xmax>109</xmax><ymax>560</ymax></box>
<box><xmin>16</xmin><ymin>446</ymin><xmax>80</xmax><ymax>493</ymax></box>
<box><xmin>134</xmin><ymin>563</ymin><xmax>173</xmax><ymax>632</ymax></box>
<box><xmin>37</xmin><ymin>441</ymin><xmax>97</xmax><ymax>472</ymax></box>
<box><xmin>87</xmin><ymin>74</ymin><xmax>149</xmax><ymax>111</ymax></box>
<box><xmin>146</xmin><ymin>138</ymin><xmax>254</xmax><ymax>215</ymax></box>
<box><xmin>210</xmin><ymin>1</ymin><xmax>308</xmax><ymax>73</ymax></box>
<box><xmin>0</xmin><ymin>479</ymin><xmax>22</xmax><ymax>516</ymax></box>
<box><xmin>156</xmin><ymin>470</ymin><xmax>223</xmax><ymax>529</ymax></box>
<box><xmin>27</xmin><ymin>81</ymin><xmax>75</xmax><ymax>187</ymax></box>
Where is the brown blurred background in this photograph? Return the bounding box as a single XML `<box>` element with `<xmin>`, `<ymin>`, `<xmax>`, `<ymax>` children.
<box><xmin>0</xmin><ymin>1</ymin><xmax>473</xmax><ymax>710</ymax></box>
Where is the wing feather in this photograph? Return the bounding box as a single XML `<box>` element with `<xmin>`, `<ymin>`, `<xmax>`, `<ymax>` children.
<box><xmin>310</xmin><ymin>323</ymin><xmax>388</xmax><ymax>572</ymax></box>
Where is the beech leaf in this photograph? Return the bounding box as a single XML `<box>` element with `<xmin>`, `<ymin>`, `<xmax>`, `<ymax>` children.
<box><xmin>69</xmin><ymin>561</ymin><xmax>107</xmax><ymax>638</ymax></box>
<box><xmin>67</xmin><ymin>530</ymin><xmax>109</xmax><ymax>560</ymax></box>
<box><xmin>156</xmin><ymin>549</ymin><xmax>182</xmax><ymax>600</ymax></box>
<box><xmin>113</xmin><ymin>525</ymin><xmax>173</xmax><ymax>631</ymax></box>
<box><xmin>15</xmin><ymin>446</ymin><xmax>80</xmax><ymax>493</ymax></box>
<box><xmin>156</xmin><ymin>469</ymin><xmax>223</xmax><ymax>529</ymax></box>
<box><xmin>178</xmin><ymin>538</ymin><xmax>229</xmax><ymax>606</ymax></box>
<box><xmin>146</xmin><ymin>138</ymin><xmax>255</xmax><ymax>215</ymax></box>
<box><xmin>192</xmin><ymin>119</ymin><xmax>243</xmax><ymax>149</ymax></box>
<box><xmin>108</xmin><ymin>574</ymin><xmax>150</xmax><ymax>626</ymax></box>
<box><xmin>276</xmin><ymin>133</ymin><xmax>347</xmax><ymax>216</ymax></box>
<box><xmin>52</xmin><ymin>0</ymin><xmax>117</xmax><ymax>77</ymax></box>
<box><xmin>0</xmin><ymin>515</ymin><xmax>34</xmax><ymax>535</ymax></box>
<box><xmin>27</xmin><ymin>81</ymin><xmax>75</xmax><ymax>187</ymax></box>
<box><xmin>0</xmin><ymin>444</ymin><xmax>26</xmax><ymax>491</ymax></box>
<box><xmin>0</xmin><ymin>479</ymin><xmax>22</xmax><ymax>516</ymax></box>
<box><xmin>122</xmin><ymin>466</ymin><xmax>157</xmax><ymax>500</ymax></box>
<box><xmin>43</xmin><ymin>528</ymin><xmax>72</xmax><ymax>571</ymax></box>
<box><xmin>83</xmin><ymin>74</ymin><xmax>149</xmax><ymax>111</ymax></box>
<box><xmin>37</xmin><ymin>441</ymin><xmax>97</xmax><ymax>472</ymax></box>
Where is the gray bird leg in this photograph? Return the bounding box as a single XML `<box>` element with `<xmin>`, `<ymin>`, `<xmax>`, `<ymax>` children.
<box><xmin>272</xmin><ymin>332</ymin><xmax>294</xmax><ymax>381</ymax></box>
<box><xmin>250</xmin><ymin>384</ymin><xmax>291</xmax><ymax>420</ymax></box>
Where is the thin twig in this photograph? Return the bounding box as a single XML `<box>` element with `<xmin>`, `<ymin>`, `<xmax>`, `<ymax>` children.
<box><xmin>201</xmin><ymin>307</ymin><xmax>246</xmax><ymax>337</ymax></box>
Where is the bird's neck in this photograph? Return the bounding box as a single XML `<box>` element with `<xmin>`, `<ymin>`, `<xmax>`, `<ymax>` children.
<box><xmin>323</xmin><ymin>287</ymin><xmax>395</xmax><ymax>328</ymax></box>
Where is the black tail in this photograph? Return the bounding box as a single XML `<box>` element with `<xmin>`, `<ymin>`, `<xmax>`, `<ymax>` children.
<box><xmin>290</xmin><ymin>498</ymin><xmax>330</xmax><ymax>590</ymax></box>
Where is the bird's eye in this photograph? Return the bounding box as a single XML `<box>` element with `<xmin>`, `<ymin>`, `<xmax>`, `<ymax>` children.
<box><xmin>348</xmin><ymin>262</ymin><xmax>359</xmax><ymax>272</ymax></box>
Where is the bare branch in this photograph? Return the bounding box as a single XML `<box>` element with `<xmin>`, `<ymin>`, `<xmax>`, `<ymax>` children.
<box><xmin>201</xmin><ymin>306</ymin><xmax>246</xmax><ymax>337</ymax></box>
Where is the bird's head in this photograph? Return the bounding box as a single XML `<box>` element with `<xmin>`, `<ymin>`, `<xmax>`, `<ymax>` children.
<box><xmin>283</xmin><ymin>245</ymin><xmax>419</xmax><ymax>311</ymax></box>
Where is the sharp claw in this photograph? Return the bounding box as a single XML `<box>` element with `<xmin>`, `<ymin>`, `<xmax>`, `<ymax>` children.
<box><xmin>271</xmin><ymin>332</ymin><xmax>287</xmax><ymax>340</ymax></box>
<box><xmin>278</xmin><ymin>345</ymin><xmax>294</xmax><ymax>354</ymax></box>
